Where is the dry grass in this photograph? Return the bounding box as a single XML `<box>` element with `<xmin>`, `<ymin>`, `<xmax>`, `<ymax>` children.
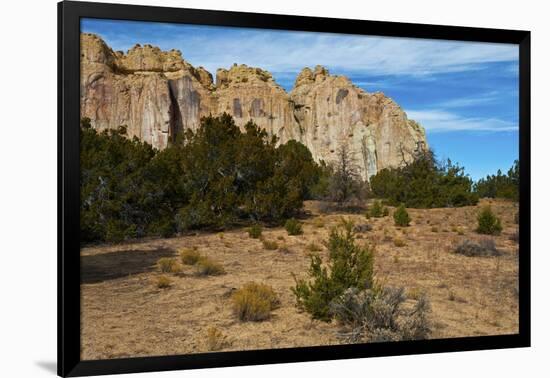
<box><xmin>262</xmin><ymin>240</ymin><xmax>279</xmax><ymax>250</ymax></box>
<box><xmin>232</xmin><ymin>282</ymin><xmax>280</xmax><ymax>321</ymax></box>
<box><xmin>180</xmin><ymin>248</ymin><xmax>201</xmax><ymax>265</ymax></box>
<box><xmin>156</xmin><ymin>275</ymin><xmax>172</xmax><ymax>289</ymax></box>
<box><xmin>81</xmin><ymin>199</ymin><xmax>519</xmax><ymax>359</ymax></box>
<box><xmin>205</xmin><ymin>327</ymin><xmax>228</xmax><ymax>351</ymax></box>
<box><xmin>196</xmin><ymin>256</ymin><xmax>225</xmax><ymax>276</ymax></box>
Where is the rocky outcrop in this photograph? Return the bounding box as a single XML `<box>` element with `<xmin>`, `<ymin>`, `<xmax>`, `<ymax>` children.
<box><xmin>80</xmin><ymin>33</ymin><xmax>427</xmax><ymax>179</ymax></box>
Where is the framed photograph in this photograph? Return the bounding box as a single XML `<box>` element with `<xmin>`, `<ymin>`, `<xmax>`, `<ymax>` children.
<box><xmin>58</xmin><ymin>1</ymin><xmax>530</xmax><ymax>376</ymax></box>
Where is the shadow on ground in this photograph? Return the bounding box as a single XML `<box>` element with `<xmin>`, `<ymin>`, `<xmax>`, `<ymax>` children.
<box><xmin>35</xmin><ymin>361</ymin><xmax>56</xmax><ymax>374</ymax></box>
<box><xmin>81</xmin><ymin>247</ymin><xmax>176</xmax><ymax>284</ymax></box>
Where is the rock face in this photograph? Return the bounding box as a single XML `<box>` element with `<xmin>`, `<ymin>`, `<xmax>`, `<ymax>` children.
<box><xmin>80</xmin><ymin>33</ymin><xmax>427</xmax><ymax>179</ymax></box>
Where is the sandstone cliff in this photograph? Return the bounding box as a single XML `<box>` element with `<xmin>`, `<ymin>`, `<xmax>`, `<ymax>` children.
<box><xmin>80</xmin><ymin>33</ymin><xmax>427</xmax><ymax>179</ymax></box>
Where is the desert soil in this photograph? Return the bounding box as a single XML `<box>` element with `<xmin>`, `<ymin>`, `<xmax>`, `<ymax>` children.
<box><xmin>80</xmin><ymin>199</ymin><xmax>519</xmax><ymax>360</ymax></box>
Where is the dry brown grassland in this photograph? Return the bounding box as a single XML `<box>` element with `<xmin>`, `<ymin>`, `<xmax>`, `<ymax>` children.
<box><xmin>81</xmin><ymin>198</ymin><xmax>519</xmax><ymax>360</ymax></box>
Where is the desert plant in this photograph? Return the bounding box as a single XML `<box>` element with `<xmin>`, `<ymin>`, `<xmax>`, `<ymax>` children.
<box><xmin>285</xmin><ymin>218</ymin><xmax>303</xmax><ymax>235</ymax></box>
<box><xmin>196</xmin><ymin>256</ymin><xmax>225</xmax><ymax>276</ymax></box>
<box><xmin>476</xmin><ymin>206</ymin><xmax>503</xmax><ymax>235</ymax></box>
<box><xmin>453</xmin><ymin>238</ymin><xmax>501</xmax><ymax>257</ymax></box>
<box><xmin>232</xmin><ymin>282</ymin><xmax>280</xmax><ymax>321</ymax></box>
<box><xmin>248</xmin><ymin>224</ymin><xmax>263</xmax><ymax>239</ymax></box>
<box><xmin>156</xmin><ymin>275</ymin><xmax>172</xmax><ymax>289</ymax></box>
<box><xmin>393</xmin><ymin>204</ymin><xmax>411</xmax><ymax>227</ymax></box>
<box><xmin>393</xmin><ymin>238</ymin><xmax>406</xmax><ymax>247</ymax></box>
<box><xmin>205</xmin><ymin>327</ymin><xmax>228</xmax><ymax>351</ymax></box>
<box><xmin>262</xmin><ymin>240</ymin><xmax>279</xmax><ymax>250</ymax></box>
<box><xmin>306</xmin><ymin>242</ymin><xmax>322</xmax><ymax>252</ymax></box>
<box><xmin>157</xmin><ymin>257</ymin><xmax>180</xmax><ymax>273</ymax></box>
<box><xmin>353</xmin><ymin>223</ymin><xmax>373</xmax><ymax>233</ymax></box>
<box><xmin>292</xmin><ymin>220</ymin><xmax>374</xmax><ymax>321</ymax></box>
<box><xmin>329</xmin><ymin>287</ymin><xmax>431</xmax><ymax>343</ymax></box>
<box><xmin>180</xmin><ymin>248</ymin><xmax>201</xmax><ymax>265</ymax></box>
<box><xmin>367</xmin><ymin>200</ymin><xmax>388</xmax><ymax>218</ymax></box>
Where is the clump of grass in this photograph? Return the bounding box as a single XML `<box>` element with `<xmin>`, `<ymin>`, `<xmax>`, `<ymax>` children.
<box><xmin>393</xmin><ymin>238</ymin><xmax>406</xmax><ymax>247</ymax></box>
<box><xmin>393</xmin><ymin>255</ymin><xmax>400</xmax><ymax>264</ymax></box>
<box><xmin>248</xmin><ymin>224</ymin><xmax>263</xmax><ymax>239</ymax></box>
<box><xmin>431</xmin><ymin>226</ymin><xmax>439</xmax><ymax>233</ymax></box>
<box><xmin>313</xmin><ymin>218</ymin><xmax>325</xmax><ymax>228</ymax></box>
<box><xmin>205</xmin><ymin>327</ymin><xmax>228</xmax><ymax>351</ymax></box>
<box><xmin>285</xmin><ymin>218</ymin><xmax>303</xmax><ymax>235</ymax></box>
<box><xmin>393</xmin><ymin>204</ymin><xmax>411</xmax><ymax>227</ymax></box>
<box><xmin>232</xmin><ymin>282</ymin><xmax>280</xmax><ymax>321</ymax></box>
<box><xmin>156</xmin><ymin>275</ymin><xmax>172</xmax><ymax>289</ymax></box>
<box><xmin>306</xmin><ymin>242</ymin><xmax>322</xmax><ymax>252</ymax></box>
<box><xmin>157</xmin><ymin>257</ymin><xmax>180</xmax><ymax>273</ymax></box>
<box><xmin>196</xmin><ymin>256</ymin><xmax>225</xmax><ymax>276</ymax></box>
<box><xmin>180</xmin><ymin>248</ymin><xmax>201</xmax><ymax>265</ymax></box>
<box><xmin>453</xmin><ymin>238</ymin><xmax>501</xmax><ymax>257</ymax></box>
<box><xmin>262</xmin><ymin>240</ymin><xmax>279</xmax><ymax>250</ymax></box>
<box><xmin>476</xmin><ymin>206</ymin><xmax>502</xmax><ymax>235</ymax></box>
<box><xmin>277</xmin><ymin>235</ymin><xmax>285</xmax><ymax>241</ymax></box>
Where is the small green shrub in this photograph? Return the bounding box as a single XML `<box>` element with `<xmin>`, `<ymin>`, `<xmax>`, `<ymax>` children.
<box><xmin>476</xmin><ymin>206</ymin><xmax>502</xmax><ymax>235</ymax></box>
<box><xmin>180</xmin><ymin>248</ymin><xmax>201</xmax><ymax>265</ymax></box>
<box><xmin>157</xmin><ymin>257</ymin><xmax>180</xmax><ymax>273</ymax></box>
<box><xmin>232</xmin><ymin>282</ymin><xmax>280</xmax><ymax>321</ymax></box>
<box><xmin>196</xmin><ymin>256</ymin><xmax>225</xmax><ymax>276</ymax></box>
<box><xmin>156</xmin><ymin>275</ymin><xmax>172</xmax><ymax>289</ymax></box>
<box><xmin>292</xmin><ymin>220</ymin><xmax>374</xmax><ymax>321</ymax></box>
<box><xmin>393</xmin><ymin>204</ymin><xmax>411</xmax><ymax>227</ymax></box>
<box><xmin>248</xmin><ymin>224</ymin><xmax>263</xmax><ymax>239</ymax></box>
<box><xmin>367</xmin><ymin>200</ymin><xmax>388</xmax><ymax>218</ymax></box>
<box><xmin>285</xmin><ymin>218</ymin><xmax>303</xmax><ymax>235</ymax></box>
<box><xmin>262</xmin><ymin>240</ymin><xmax>279</xmax><ymax>250</ymax></box>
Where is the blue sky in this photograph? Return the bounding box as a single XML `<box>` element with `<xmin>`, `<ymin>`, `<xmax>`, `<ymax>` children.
<box><xmin>81</xmin><ymin>18</ymin><xmax>519</xmax><ymax>180</ymax></box>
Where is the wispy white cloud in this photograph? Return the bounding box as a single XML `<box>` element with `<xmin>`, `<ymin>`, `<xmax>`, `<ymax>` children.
<box><xmin>406</xmin><ymin>109</ymin><xmax>518</xmax><ymax>133</ymax></box>
<box><xmin>84</xmin><ymin>20</ymin><xmax>519</xmax><ymax>79</ymax></box>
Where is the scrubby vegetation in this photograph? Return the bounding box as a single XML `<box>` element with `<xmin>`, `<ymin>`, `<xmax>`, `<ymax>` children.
<box><xmin>474</xmin><ymin>160</ymin><xmax>519</xmax><ymax>200</ymax></box>
<box><xmin>366</xmin><ymin>200</ymin><xmax>389</xmax><ymax>218</ymax></box>
<box><xmin>180</xmin><ymin>248</ymin><xmax>201</xmax><ymax>265</ymax></box>
<box><xmin>329</xmin><ymin>287</ymin><xmax>431</xmax><ymax>342</ymax></box>
<box><xmin>262</xmin><ymin>240</ymin><xmax>279</xmax><ymax>250</ymax></box>
<box><xmin>476</xmin><ymin>206</ymin><xmax>503</xmax><ymax>235</ymax></box>
<box><xmin>248</xmin><ymin>224</ymin><xmax>263</xmax><ymax>239</ymax></box>
<box><xmin>292</xmin><ymin>220</ymin><xmax>374</xmax><ymax>321</ymax></box>
<box><xmin>393</xmin><ymin>204</ymin><xmax>411</xmax><ymax>227</ymax></box>
<box><xmin>285</xmin><ymin>218</ymin><xmax>303</xmax><ymax>235</ymax></box>
<box><xmin>453</xmin><ymin>238</ymin><xmax>500</xmax><ymax>257</ymax></box>
<box><xmin>80</xmin><ymin>114</ymin><xmax>323</xmax><ymax>243</ymax></box>
<box><xmin>370</xmin><ymin>150</ymin><xmax>478</xmax><ymax>208</ymax></box>
<box><xmin>157</xmin><ymin>257</ymin><xmax>180</xmax><ymax>273</ymax></box>
<box><xmin>156</xmin><ymin>275</ymin><xmax>172</xmax><ymax>289</ymax></box>
<box><xmin>196</xmin><ymin>256</ymin><xmax>225</xmax><ymax>276</ymax></box>
<box><xmin>232</xmin><ymin>282</ymin><xmax>280</xmax><ymax>321</ymax></box>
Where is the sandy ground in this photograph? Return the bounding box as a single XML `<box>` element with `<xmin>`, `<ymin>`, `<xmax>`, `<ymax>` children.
<box><xmin>80</xmin><ymin>199</ymin><xmax>519</xmax><ymax>360</ymax></box>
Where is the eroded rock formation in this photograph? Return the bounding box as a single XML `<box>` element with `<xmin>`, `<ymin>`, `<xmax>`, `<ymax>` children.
<box><xmin>80</xmin><ymin>33</ymin><xmax>427</xmax><ymax>179</ymax></box>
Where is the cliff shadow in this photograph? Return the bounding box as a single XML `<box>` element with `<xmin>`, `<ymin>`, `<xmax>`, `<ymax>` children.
<box><xmin>81</xmin><ymin>247</ymin><xmax>176</xmax><ymax>284</ymax></box>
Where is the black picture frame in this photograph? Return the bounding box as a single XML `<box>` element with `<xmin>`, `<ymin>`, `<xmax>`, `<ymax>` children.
<box><xmin>58</xmin><ymin>1</ymin><xmax>531</xmax><ymax>376</ymax></box>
